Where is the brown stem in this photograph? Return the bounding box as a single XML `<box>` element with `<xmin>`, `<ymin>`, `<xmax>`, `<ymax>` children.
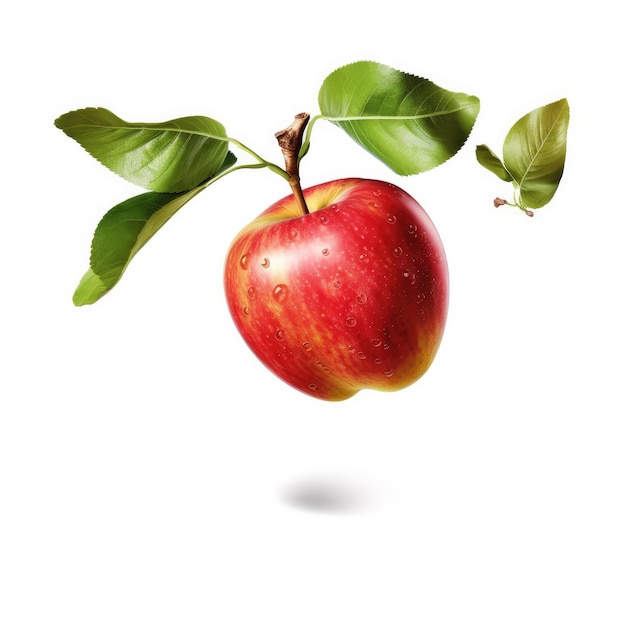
<box><xmin>275</xmin><ymin>112</ymin><xmax>310</xmax><ymax>215</ymax></box>
<box><xmin>494</xmin><ymin>197</ymin><xmax>534</xmax><ymax>217</ymax></box>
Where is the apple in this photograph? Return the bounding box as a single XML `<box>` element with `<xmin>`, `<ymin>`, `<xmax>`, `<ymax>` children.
<box><xmin>224</xmin><ymin>178</ymin><xmax>448</xmax><ymax>401</ymax></box>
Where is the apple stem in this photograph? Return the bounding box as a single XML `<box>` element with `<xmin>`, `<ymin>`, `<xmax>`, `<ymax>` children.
<box><xmin>276</xmin><ymin>113</ymin><xmax>311</xmax><ymax>215</ymax></box>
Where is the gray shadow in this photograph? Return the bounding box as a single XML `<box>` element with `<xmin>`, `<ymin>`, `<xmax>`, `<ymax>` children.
<box><xmin>282</xmin><ymin>476</ymin><xmax>373</xmax><ymax>514</ymax></box>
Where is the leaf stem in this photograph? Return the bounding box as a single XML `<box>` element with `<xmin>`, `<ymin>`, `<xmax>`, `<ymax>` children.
<box><xmin>494</xmin><ymin>197</ymin><xmax>534</xmax><ymax>217</ymax></box>
<box><xmin>200</xmin><ymin>162</ymin><xmax>283</xmax><ymax>189</ymax></box>
<box><xmin>299</xmin><ymin>113</ymin><xmax>323</xmax><ymax>160</ymax></box>
<box><xmin>275</xmin><ymin>113</ymin><xmax>311</xmax><ymax>215</ymax></box>
<box><xmin>226</xmin><ymin>136</ymin><xmax>289</xmax><ymax>180</ymax></box>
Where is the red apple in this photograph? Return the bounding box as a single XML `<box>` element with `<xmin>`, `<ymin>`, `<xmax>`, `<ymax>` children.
<box><xmin>224</xmin><ymin>178</ymin><xmax>448</xmax><ymax>401</ymax></box>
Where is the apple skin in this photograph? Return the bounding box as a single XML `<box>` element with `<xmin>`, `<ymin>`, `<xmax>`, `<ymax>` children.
<box><xmin>224</xmin><ymin>178</ymin><xmax>448</xmax><ymax>401</ymax></box>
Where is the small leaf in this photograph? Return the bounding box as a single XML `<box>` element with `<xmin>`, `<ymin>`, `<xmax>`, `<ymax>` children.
<box><xmin>55</xmin><ymin>108</ymin><xmax>230</xmax><ymax>192</ymax></box>
<box><xmin>503</xmin><ymin>98</ymin><xmax>570</xmax><ymax>209</ymax></box>
<box><xmin>476</xmin><ymin>144</ymin><xmax>513</xmax><ymax>181</ymax></box>
<box><xmin>318</xmin><ymin>61</ymin><xmax>480</xmax><ymax>175</ymax></box>
<box><xmin>73</xmin><ymin>150</ymin><xmax>236</xmax><ymax>305</ymax></box>
<box><xmin>73</xmin><ymin>186</ymin><xmax>205</xmax><ymax>305</ymax></box>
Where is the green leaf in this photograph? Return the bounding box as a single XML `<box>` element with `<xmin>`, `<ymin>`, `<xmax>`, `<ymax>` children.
<box><xmin>318</xmin><ymin>61</ymin><xmax>480</xmax><ymax>175</ymax></box>
<box><xmin>503</xmin><ymin>98</ymin><xmax>570</xmax><ymax>209</ymax></box>
<box><xmin>73</xmin><ymin>186</ymin><xmax>205</xmax><ymax>305</ymax></box>
<box><xmin>55</xmin><ymin>108</ymin><xmax>230</xmax><ymax>192</ymax></box>
<box><xmin>476</xmin><ymin>144</ymin><xmax>513</xmax><ymax>182</ymax></box>
<box><xmin>74</xmin><ymin>150</ymin><xmax>236</xmax><ymax>305</ymax></box>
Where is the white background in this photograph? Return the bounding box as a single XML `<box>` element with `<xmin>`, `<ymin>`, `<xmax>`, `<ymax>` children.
<box><xmin>2</xmin><ymin>1</ymin><xmax>625</xmax><ymax>624</ymax></box>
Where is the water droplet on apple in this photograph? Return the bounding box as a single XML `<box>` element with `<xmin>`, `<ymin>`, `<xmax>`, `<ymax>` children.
<box><xmin>407</xmin><ymin>224</ymin><xmax>416</xmax><ymax>235</ymax></box>
<box><xmin>274</xmin><ymin>328</ymin><xmax>286</xmax><ymax>342</ymax></box>
<box><xmin>333</xmin><ymin>280</ymin><xmax>342</xmax><ymax>289</ymax></box>
<box><xmin>346</xmin><ymin>317</ymin><xmax>357</xmax><ymax>328</ymax></box>
<box><xmin>347</xmin><ymin>344</ymin><xmax>355</xmax><ymax>353</ymax></box>
<box><xmin>386</xmin><ymin>215</ymin><xmax>397</xmax><ymax>224</ymax></box>
<box><xmin>374</xmin><ymin>357</ymin><xmax>382</xmax><ymax>364</ymax></box>
<box><xmin>289</xmin><ymin>228</ymin><xmax>299</xmax><ymax>240</ymax></box>
<box><xmin>247</xmin><ymin>286</ymin><xmax>255</xmax><ymax>298</ymax></box>
<box><xmin>322</xmin><ymin>248</ymin><xmax>329</xmax><ymax>256</ymax></box>
<box><xmin>373</xmin><ymin>188</ymin><xmax>382</xmax><ymax>197</ymax></box>
<box><xmin>261</xmin><ymin>257</ymin><xmax>270</xmax><ymax>268</ymax></box>
<box><xmin>393</xmin><ymin>246</ymin><xmax>403</xmax><ymax>257</ymax></box>
<box><xmin>239</xmin><ymin>254</ymin><xmax>249</xmax><ymax>270</ymax></box>
<box><xmin>359</xmin><ymin>252</ymin><xmax>368</xmax><ymax>262</ymax></box>
<box><xmin>319</xmin><ymin>214</ymin><xmax>329</xmax><ymax>225</ymax></box>
<box><xmin>403</xmin><ymin>269</ymin><xmax>417</xmax><ymax>284</ymax></box>
<box><xmin>384</xmin><ymin>369</ymin><xmax>394</xmax><ymax>377</ymax></box>
<box><xmin>356</xmin><ymin>292</ymin><xmax>367</xmax><ymax>304</ymax></box>
<box><xmin>273</xmin><ymin>284</ymin><xmax>288</xmax><ymax>302</ymax></box>
<box><xmin>308</xmin><ymin>383</ymin><xmax>318</xmax><ymax>391</ymax></box>
<box><xmin>371</xmin><ymin>338</ymin><xmax>382</xmax><ymax>347</ymax></box>
<box><xmin>242</xmin><ymin>306</ymin><xmax>250</xmax><ymax>316</ymax></box>
<box><xmin>357</xmin><ymin>352</ymin><xmax>366</xmax><ymax>360</ymax></box>
<box><xmin>302</xmin><ymin>341</ymin><xmax>313</xmax><ymax>352</ymax></box>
